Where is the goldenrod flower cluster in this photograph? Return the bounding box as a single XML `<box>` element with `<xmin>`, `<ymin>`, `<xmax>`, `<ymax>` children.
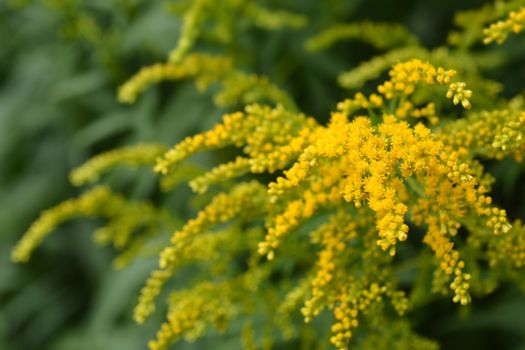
<box><xmin>119</xmin><ymin>53</ymin><xmax>294</xmax><ymax>109</ymax></box>
<box><xmin>487</xmin><ymin>220</ymin><xmax>525</xmax><ymax>269</ymax></box>
<box><xmin>484</xmin><ymin>7</ymin><xmax>525</xmax><ymax>44</ymax></box>
<box><xmin>11</xmin><ymin>186</ymin><xmax>170</xmax><ymax>264</ymax></box>
<box><xmin>438</xmin><ymin>109</ymin><xmax>525</xmax><ymax>161</ymax></box>
<box><xmin>338</xmin><ymin>47</ymin><xmax>429</xmax><ymax>90</ymax></box>
<box><xmin>377</xmin><ymin>59</ymin><xmax>472</xmax><ymax>109</ymax></box>
<box><xmin>134</xmin><ymin>182</ymin><xmax>267</xmax><ymax>324</ymax></box>
<box><xmin>11</xmin><ymin>4</ymin><xmax>525</xmax><ymax>349</ymax></box>
<box><xmin>448</xmin><ymin>0</ymin><xmax>525</xmax><ymax>48</ymax></box>
<box><xmin>214</xmin><ymin>71</ymin><xmax>297</xmax><ymax>110</ymax></box>
<box><xmin>155</xmin><ymin>104</ymin><xmax>317</xmax><ymax>177</ymax></box>
<box><xmin>12</xmin><ymin>186</ymin><xmax>112</xmax><ymax>263</ymax></box>
<box><xmin>336</xmin><ymin>39</ymin><xmax>501</xmax><ymax>108</ymax></box>
<box><xmin>141</xmin><ymin>59</ymin><xmax>515</xmax><ymax>349</ymax></box>
<box><xmin>149</xmin><ymin>281</ymin><xmax>234</xmax><ymax>350</ymax></box>
<box><xmin>14</xmin><ymin>56</ymin><xmax>520</xmax><ymax>349</ymax></box>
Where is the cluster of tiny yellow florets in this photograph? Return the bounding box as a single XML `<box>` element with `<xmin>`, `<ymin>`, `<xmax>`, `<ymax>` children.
<box><xmin>301</xmin><ymin>211</ymin><xmax>357</xmax><ymax>322</ymax></box>
<box><xmin>484</xmin><ymin>7</ymin><xmax>525</xmax><ymax>44</ymax></box>
<box><xmin>149</xmin><ymin>282</ymin><xmax>233</xmax><ymax>350</ymax></box>
<box><xmin>488</xmin><ymin>220</ymin><xmax>525</xmax><ymax>269</ymax></box>
<box><xmin>159</xmin><ymin>182</ymin><xmax>266</xmax><ymax>269</ymax></box>
<box><xmin>438</xmin><ymin>109</ymin><xmax>525</xmax><ymax>161</ymax></box>
<box><xmin>12</xmin><ymin>46</ymin><xmax>525</xmax><ymax>350</ymax></box>
<box><xmin>263</xmin><ymin>67</ymin><xmax>511</xmax><ymax>307</ymax></box>
<box><xmin>338</xmin><ymin>46</ymin><xmax>428</xmax><ymax>89</ymax></box>
<box><xmin>337</xmin><ymin>45</ymin><xmax>500</xmax><ymax>106</ymax></box>
<box><xmin>394</xmin><ymin>101</ymin><xmax>439</xmax><ymax>124</ymax></box>
<box><xmin>377</xmin><ymin>59</ymin><xmax>472</xmax><ymax>109</ymax></box>
<box><xmin>259</xmin><ymin>160</ymin><xmax>344</xmax><ymax>260</ymax></box>
<box><xmin>155</xmin><ymin>104</ymin><xmax>318</xmax><ymax>178</ymax></box>
<box><xmin>329</xmin><ymin>281</ymin><xmax>407</xmax><ymax>350</ymax></box>
<box><xmin>336</xmin><ymin>92</ymin><xmax>384</xmax><ymax>115</ymax></box>
<box><xmin>266</xmin><ymin>110</ymin><xmax>507</xmax><ymax>258</ymax></box>
<box><xmin>134</xmin><ymin>182</ymin><xmax>267</xmax><ymax>325</ymax></box>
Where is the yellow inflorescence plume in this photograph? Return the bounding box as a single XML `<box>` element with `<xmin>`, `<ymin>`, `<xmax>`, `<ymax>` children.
<box><xmin>484</xmin><ymin>7</ymin><xmax>525</xmax><ymax>44</ymax></box>
<box><xmin>12</xmin><ymin>44</ymin><xmax>525</xmax><ymax>350</ymax></box>
<box><xmin>264</xmin><ymin>101</ymin><xmax>511</xmax><ymax>304</ymax></box>
<box><xmin>11</xmin><ymin>187</ymin><xmax>112</xmax><ymax>263</ymax></box>
<box><xmin>160</xmin><ymin>181</ymin><xmax>266</xmax><ymax>269</ymax></box>
<box><xmin>134</xmin><ymin>182</ymin><xmax>267</xmax><ymax>324</ymax></box>
<box><xmin>438</xmin><ymin>109</ymin><xmax>525</xmax><ymax>161</ymax></box>
<box><xmin>118</xmin><ymin>54</ymin><xmax>232</xmax><ymax>103</ymax></box>
<box><xmin>11</xmin><ymin>185</ymin><xmax>170</xmax><ymax>265</ymax></box>
<box><xmin>155</xmin><ymin>104</ymin><xmax>318</xmax><ymax>178</ymax></box>
<box><xmin>377</xmin><ymin>59</ymin><xmax>472</xmax><ymax>109</ymax></box>
<box><xmin>70</xmin><ymin>143</ymin><xmax>167</xmax><ymax>186</ymax></box>
<box><xmin>243</xmin><ymin>2</ymin><xmax>307</xmax><ymax>30</ymax></box>
<box><xmin>214</xmin><ymin>71</ymin><xmax>297</xmax><ymax>110</ymax></box>
<box><xmin>306</xmin><ymin>21</ymin><xmax>418</xmax><ymax>52</ymax></box>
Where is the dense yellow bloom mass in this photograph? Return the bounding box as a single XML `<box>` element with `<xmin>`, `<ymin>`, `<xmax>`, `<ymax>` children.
<box><xmin>11</xmin><ymin>8</ymin><xmax>525</xmax><ymax>346</ymax></box>
<box><xmin>155</xmin><ymin>104</ymin><xmax>317</xmax><ymax>177</ymax></box>
<box><xmin>377</xmin><ymin>59</ymin><xmax>472</xmax><ymax>109</ymax></box>
<box><xmin>267</xmin><ymin>112</ymin><xmax>509</xmax><ymax>255</ymax></box>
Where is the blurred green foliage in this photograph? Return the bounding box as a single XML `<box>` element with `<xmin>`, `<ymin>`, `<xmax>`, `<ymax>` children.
<box><xmin>1</xmin><ymin>1</ymin><xmax>525</xmax><ymax>350</ymax></box>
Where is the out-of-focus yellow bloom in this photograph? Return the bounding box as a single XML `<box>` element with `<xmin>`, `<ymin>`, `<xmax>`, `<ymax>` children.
<box><xmin>70</xmin><ymin>143</ymin><xmax>167</xmax><ymax>186</ymax></box>
<box><xmin>484</xmin><ymin>7</ymin><xmax>525</xmax><ymax>44</ymax></box>
<box><xmin>306</xmin><ymin>21</ymin><xmax>418</xmax><ymax>52</ymax></box>
<box><xmin>11</xmin><ymin>186</ymin><xmax>112</xmax><ymax>263</ymax></box>
<box><xmin>438</xmin><ymin>109</ymin><xmax>525</xmax><ymax>161</ymax></box>
<box><xmin>118</xmin><ymin>54</ymin><xmax>232</xmax><ymax>103</ymax></box>
<box><xmin>11</xmin><ymin>186</ymin><xmax>168</xmax><ymax>263</ymax></box>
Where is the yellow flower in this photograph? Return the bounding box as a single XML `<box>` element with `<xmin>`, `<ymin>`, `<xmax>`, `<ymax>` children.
<box><xmin>484</xmin><ymin>7</ymin><xmax>525</xmax><ymax>44</ymax></box>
